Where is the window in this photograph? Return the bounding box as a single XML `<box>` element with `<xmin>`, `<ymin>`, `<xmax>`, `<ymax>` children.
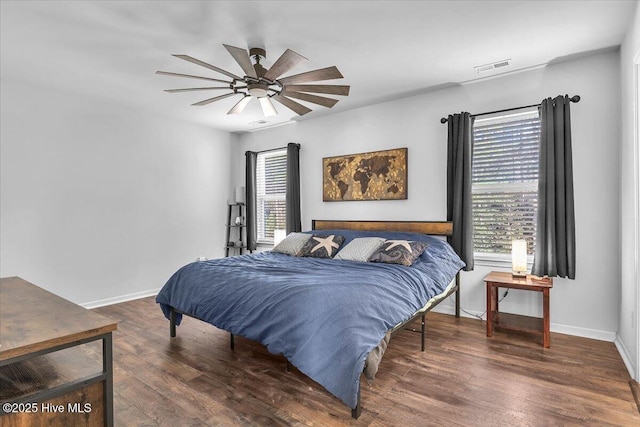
<box><xmin>472</xmin><ymin>108</ymin><xmax>540</xmax><ymax>258</ymax></box>
<box><xmin>256</xmin><ymin>149</ymin><xmax>287</xmax><ymax>243</ymax></box>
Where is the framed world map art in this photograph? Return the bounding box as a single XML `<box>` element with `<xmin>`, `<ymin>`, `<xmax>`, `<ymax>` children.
<box><xmin>322</xmin><ymin>147</ymin><xmax>407</xmax><ymax>201</ymax></box>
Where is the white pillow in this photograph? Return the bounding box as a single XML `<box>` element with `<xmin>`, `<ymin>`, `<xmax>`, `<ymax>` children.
<box><xmin>335</xmin><ymin>237</ymin><xmax>386</xmax><ymax>262</ymax></box>
<box><xmin>272</xmin><ymin>232</ymin><xmax>311</xmax><ymax>256</ymax></box>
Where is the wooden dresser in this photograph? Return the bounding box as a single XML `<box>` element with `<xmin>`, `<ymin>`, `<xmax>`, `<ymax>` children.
<box><xmin>0</xmin><ymin>277</ymin><xmax>117</xmax><ymax>426</ymax></box>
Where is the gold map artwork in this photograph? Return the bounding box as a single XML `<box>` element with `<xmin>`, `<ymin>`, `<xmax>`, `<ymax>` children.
<box><xmin>322</xmin><ymin>148</ymin><xmax>408</xmax><ymax>201</ymax></box>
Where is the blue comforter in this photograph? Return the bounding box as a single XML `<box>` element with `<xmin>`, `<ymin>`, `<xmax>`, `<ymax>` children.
<box><xmin>156</xmin><ymin>231</ymin><xmax>464</xmax><ymax>409</ymax></box>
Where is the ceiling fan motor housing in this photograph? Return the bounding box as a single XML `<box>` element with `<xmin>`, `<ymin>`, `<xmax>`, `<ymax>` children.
<box><xmin>247</xmin><ymin>48</ymin><xmax>272</xmax><ymax>97</ymax></box>
<box><xmin>250</xmin><ymin>47</ymin><xmax>267</xmax><ymax>77</ymax></box>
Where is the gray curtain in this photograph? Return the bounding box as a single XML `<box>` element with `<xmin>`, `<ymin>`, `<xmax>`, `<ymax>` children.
<box><xmin>532</xmin><ymin>95</ymin><xmax>576</xmax><ymax>279</ymax></box>
<box><xmin>446</xmin><ymin>112</ymin><xmax>474</xmax><ymax>271</ymax></box>
<box><xmin>286</xmin><ymin>143</ymin><xmax>301</xmax><ymax>234</ymax></box>
<box><xmin>245</xmin><ymin>151</ymin><xmax>258</xmax><ymax>251</ymax></box>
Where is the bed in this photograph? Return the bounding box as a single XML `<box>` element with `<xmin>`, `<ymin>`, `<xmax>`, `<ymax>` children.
<box><xmin>156</xmin><ymin>220</ymin><xmax>465</xmax><ymax>419</ymax></box>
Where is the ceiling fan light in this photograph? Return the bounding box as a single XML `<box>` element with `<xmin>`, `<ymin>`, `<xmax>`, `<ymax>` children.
<box><xmin>259</xmin><ymin>97</ymin><xmax>278</xmax><ymax>117</ymax></box>
<box><xmin>248</xmin><ymin>87</ymin><xmax>268</xmax><ymax>97</ymax></box>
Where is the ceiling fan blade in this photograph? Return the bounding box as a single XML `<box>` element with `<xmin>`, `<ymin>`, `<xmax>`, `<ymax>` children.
<box><xmin>263</xmin><ymin>49</ymin><xmax>307</xmax><ymax>81</ymax></box>
<box><xmin>273</xmin><ymin>95</ymin><xmax>312</xmax><ymax>116</ymax></box>
<box><xmin>259</xmin><ymin>97</ymin><xmax>278</xmax><ymax>117</ymax></box>
<box><xmin>164</xmin><ymin>87</ymin><xmax>231</xmax><ymax>93</ymax></box>
<box><xmin>223</xmin><ymin>45</ymin><xmax>258</xmax><ymax>79</ymax></box>
<box><xmin>156</xmin><ymin>71</ymin><xmax>232</xmax><ymax>84</ymax></box>
<box><xmin>283</xmin><ymin>84</ymin><xmax>350</xmax><ymax>96</ymax></box>
<box><xmin>191</xmin><ymin>92</ymin><xmax>239</xmax><ymax>106</ymax></box>
<box><xmin>282</xmin><ymin>91</ymin><xmax>339</xmax><ymax>108</ymax></box>
<box><xmin>228</xmin><ymin>96</ymin><xmax>252</xmax><ymax>114</ymax></box>
<box><xmin>173</xmin><ymin>54</ymin><xmax>242</xmax><ymax>80</ymax></box>
<box><xmin>277</xmin><ymin>66</ymin><xmax>344</xmax><ymax>85</ymax></box>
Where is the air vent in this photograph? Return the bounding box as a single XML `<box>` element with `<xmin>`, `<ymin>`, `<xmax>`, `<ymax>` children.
<box><xmin>474</xmin><ymin>59</ymin><xmax>512</xmax><ymax>73</ymax></box>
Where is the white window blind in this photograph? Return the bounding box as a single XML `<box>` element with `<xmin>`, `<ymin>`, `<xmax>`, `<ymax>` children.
<box><xmin>472</xmin><ymin>108</ymin><xmax>541</xmax><ymax>255</ymax></box>
<box><xmin>257</xmin><ymin>149</ymin><xmax>287</xmax><ymax>243</ymax></box>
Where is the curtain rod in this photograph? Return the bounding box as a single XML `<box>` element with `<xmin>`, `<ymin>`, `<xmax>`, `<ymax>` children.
<box><xmin>439</xmin><ymin>95</ymin><xmax>581</xmax><ymax>124</ymax></box>
<box><xmin>247</xmin><ymin>143</ymin><xmax>299</xmax><ymax>155</ymax></box>
<box><xmin>246</xmin><ymin>146</ymin><xmax>286</xmax><ymax>155</ymax></box>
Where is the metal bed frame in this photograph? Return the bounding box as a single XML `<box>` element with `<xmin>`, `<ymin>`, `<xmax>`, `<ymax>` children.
<box><xmin>166</xmin><ymin>220</ymin><xmax>461</xmax><ymax>420</ymax></box>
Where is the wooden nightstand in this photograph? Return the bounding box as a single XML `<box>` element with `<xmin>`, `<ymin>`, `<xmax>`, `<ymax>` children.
<box><xmin>484</xmin><ymin>271</ymin><xmax>553</xmax><ymax>348</ymax></box>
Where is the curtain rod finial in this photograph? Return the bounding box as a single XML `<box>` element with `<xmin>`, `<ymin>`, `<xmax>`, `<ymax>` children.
<box><xmin>440</xmin><ymin>117</ymin><xmax>448</xmax><ymax>124</ymax></box>
<box><xmin>570</xmin><ymin>95</ymin><xmax>581</xmax><ymax>103</ymax></box>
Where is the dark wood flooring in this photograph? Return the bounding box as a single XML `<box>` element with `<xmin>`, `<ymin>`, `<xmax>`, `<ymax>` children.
<box><xmin>94</xmin><ymin>297</ymin><xmax>640</xmax><ymax>426</ymax></box>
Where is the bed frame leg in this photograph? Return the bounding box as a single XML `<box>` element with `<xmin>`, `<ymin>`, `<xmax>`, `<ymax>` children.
<box><xmin>455</xmin><ymin>272</ymin><xmax>461</xmax><ymax>318</ymax></box>
<box><xmin>351</xmin><ymin>386</ymin><xmax>361</xmax><ymax>419</ymax></box>
<box><xmin>421</xmin><ymin>313</ymin><xmax>426</xmax><ymax>351</ymax></box>
<box><xmin>169</xmin><ymin>308</ymin><xmax>176</xmax><ymax>338</ymax></box>
<box><xmin>230</xmin><ymin>333</ymin><xmax>235</xmax><ymax>350</ymax></box>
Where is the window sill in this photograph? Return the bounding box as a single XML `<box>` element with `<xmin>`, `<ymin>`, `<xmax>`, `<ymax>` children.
<box><xmin>474</xmin><ymin>252</ymin><xmax>534</xmax><ymax>269</ymax></box>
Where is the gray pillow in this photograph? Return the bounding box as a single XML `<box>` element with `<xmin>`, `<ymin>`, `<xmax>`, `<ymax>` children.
<box><xmin>335</xmin><ymin>237</ymin><xmax>386</xmax><ymax>262</ymax></box>
<box><xmin>272</xmin><ymin>232</ymin><xmax>311</xmax><ymax>256</ymax></box>
<box><xmin>368</xmin><ymin>240</ymin><xmax>428</xmax><ymax>266</ymax></box>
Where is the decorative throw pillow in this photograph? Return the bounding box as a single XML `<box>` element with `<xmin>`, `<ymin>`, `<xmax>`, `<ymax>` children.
<box><xmin>368</xmin><ymin>240</ymin><xmax>428</xmax><ymax>266</ymax></box>
<box><xmin>272</xmin><ymin>232</ymin><xmax>312</xmax><ymax>256</ymax></box>
<box><xmin>335</xmin><ymin>237</ymin><xmax>386</xmax><ymax>262</ymax></box>
<box><xmin>299</xmin><ymin>234</ymin><xmax>345</xmax><ymax>258</ymax></box>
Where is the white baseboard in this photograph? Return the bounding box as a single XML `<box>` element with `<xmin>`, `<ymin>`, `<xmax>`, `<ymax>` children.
<box><xmin>430</xmin><ymin>303</ymin><xmax>617</xmax><ymax>342</ymax></box>
<box><xmin>615</xmin><ymin>335</ymin><xmax>638</xmax><ymax>380</ymax></box>
<box><xmin>550</xmin><ymin>322</ymin><xmax>616</xmax><ymax>342</ymax></box>
<box><xmin>81</xmin><ymin>292</ymin><xmax>619</xmax><ymax>346</ymax></box>
<box><xmin>431</xmin><ymin>303</ymin><xmax>484</xmax><ymax>319</ymax></box>
<box><xmin>80</xmin><ymin>288</ymin><xmax>161</xmax><ymax>309</ymax></box>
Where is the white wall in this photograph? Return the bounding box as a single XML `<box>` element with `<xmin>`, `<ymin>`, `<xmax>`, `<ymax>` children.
<box><xmin>235</xmin><ymin>50</ymin><xmax>622</xmax><ymax>340</ymax></box>
<box><xmin>618</xmin><ymin>1</ymin><xmax>640</xmax><ymax>380</ymax></box>
<box><xmin>0</xmin><ymin>79</ymin><xmax>234</xmax><ymax>306</ymax></box>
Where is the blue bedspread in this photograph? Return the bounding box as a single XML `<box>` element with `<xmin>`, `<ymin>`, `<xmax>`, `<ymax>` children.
<box><xmin>156</xmin><ymin>231</ymin><xmax>464</xmax><ymax>409</ymax></box>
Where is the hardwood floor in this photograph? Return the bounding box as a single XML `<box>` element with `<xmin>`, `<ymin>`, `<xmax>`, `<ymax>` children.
<box><xmin>94</xmin><ymin>297</ymin><xmax>640</xmax><ymax>426</ymax></box>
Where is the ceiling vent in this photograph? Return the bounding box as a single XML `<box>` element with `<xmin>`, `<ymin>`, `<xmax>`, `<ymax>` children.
<box><xmin>474</xmin><ymin>59</ymin><xmax>512</xmax><ymax>73</ymax></box>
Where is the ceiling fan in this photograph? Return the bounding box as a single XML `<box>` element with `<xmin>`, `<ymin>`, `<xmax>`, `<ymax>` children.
<box><xmin>156</xmin><ymin>44</ymin><xmax>350</xmax><ymax>117</ymax></box>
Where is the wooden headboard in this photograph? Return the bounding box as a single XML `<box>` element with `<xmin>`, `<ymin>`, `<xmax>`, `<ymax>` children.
<box><xmin>311</xmin><ymin>220</ymin><xmax>453</xmax><ymax>236</ymax></box>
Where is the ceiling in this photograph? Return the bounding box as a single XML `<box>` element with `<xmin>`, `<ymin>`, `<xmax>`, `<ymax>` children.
<box><xmin>1</xmin><ymin>1</ymin><xmax>636</xmax><ymax>133</ymax></box>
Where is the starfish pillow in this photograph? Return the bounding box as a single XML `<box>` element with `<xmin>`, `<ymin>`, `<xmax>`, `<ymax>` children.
<box><xmin>299</xmin><ymin>234</ymin><xmax>345</xmax><ymax>258</ymax></box>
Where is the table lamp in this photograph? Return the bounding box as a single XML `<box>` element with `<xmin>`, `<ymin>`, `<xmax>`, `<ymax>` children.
<box><xmin>274</xmin><ymin>229</ymin><xmax>286</xmax><ymax>246</ymax></box>
<box><xmin>511</xmin><ymin>239</ymin><xmax>528</xmax><ymax>277</ymax></box>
